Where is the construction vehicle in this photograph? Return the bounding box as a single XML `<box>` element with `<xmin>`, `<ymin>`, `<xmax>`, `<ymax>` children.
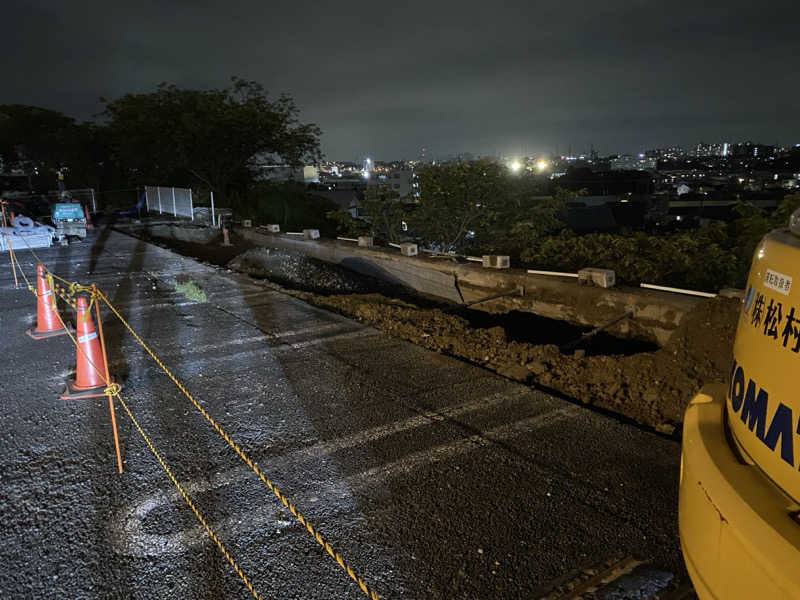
<box><xmin>51</xmin><ymin>199</ymin><xmax>87</xmax><ymax>245</ymax></box>
<box><xmin>50</xmin><ymin>170</ymin><xmax>88</xmax><ymax>245</ymax></box>
<box><xmin>679</xmin><ymin>209</ymin><xmax>800</xmax><ymax>598</ymax></box>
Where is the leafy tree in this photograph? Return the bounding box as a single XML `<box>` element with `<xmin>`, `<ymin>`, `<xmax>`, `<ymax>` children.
<box><xmin>231</xmin><ymin>181</ymin><xmax>340</xmax><ymax>236</ymax></box>
<box><xmin>0</xmin><ymin>104</ymin><xmax>114</xmax><ymax>191</ymax></box>
<box><xmin>326</xmin><ymin>185</ymin><xmax>408</xmax><ymax>241</ymax></box>
<box><xmin>359</xmin><ymin>185</ymin><xmax>408</xmax><ymax>242</ymax></box>
<box><xmin>480</xmin><ymin>186</ymin><xmax>568</xmax><ymax>255</ymax></box>
<box><xmin>725</xmin><ymin>200</ymin><xmax>774</xmax><ymax>271</ymax></box>
<box><xmin>326</xmin><ymin>206</ymin><xmax>371</xmax><ymax>237</ymax></box>
<box><xmin>0</xmin><ymin>104</ymin><xmax>76</xmax><ymax>171</ymax></box>
<box><xmin>772</xmin><ymin>193</ymin><xmax>800</xmax><ymax>225</ymax></box>
<box><xmin>521</xmin><ymin>229</ymin><xmax>739</xmax><ymax>291</ymax></box>
<box><xmin>102</xmin><ymin>78</ymin><xmax>321</xmax><ymax>202</ymax></box>
<box><xmin>409</xmin><ymin>159</ymin><xmax>511</xmax><ymax>252</ymax></box>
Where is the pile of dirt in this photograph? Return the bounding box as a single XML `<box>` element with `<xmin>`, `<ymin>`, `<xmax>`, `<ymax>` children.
<box><xmin>225</xmin><ymin>247</ymin><xmax>740</xmax><ymax>433</ymax></box>
<box><xmin>285</xmin><ymin>292</ymin><xmax>740</xmax><ymax>433</ymax></box>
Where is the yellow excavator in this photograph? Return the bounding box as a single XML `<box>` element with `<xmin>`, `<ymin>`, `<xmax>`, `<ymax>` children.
<box><xmin>680</xmin><ymin>209</ymin><xmax>800</xmax><ymax>598</ymax></box>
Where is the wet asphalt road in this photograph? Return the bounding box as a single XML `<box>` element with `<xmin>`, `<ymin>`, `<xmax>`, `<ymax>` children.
<box><xmin>0</xmin><ymin>229</ymin><xmax>684</xmax><ymax>599</ymax></box>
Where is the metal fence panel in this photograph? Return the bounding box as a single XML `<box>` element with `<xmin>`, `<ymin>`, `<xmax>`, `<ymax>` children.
<box><xmin>172</xmin><ymin>187</ymin><xmax>193</xmax><ymax>219</ymax></box>
<box><xmin>145</xmin><ymin>186</ymin><xmax>193</xmax><ymax>219</ymax></box>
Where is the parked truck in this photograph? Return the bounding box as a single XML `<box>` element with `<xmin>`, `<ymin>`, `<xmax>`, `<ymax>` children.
<box><xmin>679</xmin><ymin>209</ymin><xmax>800</xmax><ymax>598</ymax></box>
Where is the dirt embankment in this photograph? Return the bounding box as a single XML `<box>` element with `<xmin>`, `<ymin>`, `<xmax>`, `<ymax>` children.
<box><xmin>227</xmin><ymin>246</ymin><xmax>740</xmax><ymax>433</ymax></box>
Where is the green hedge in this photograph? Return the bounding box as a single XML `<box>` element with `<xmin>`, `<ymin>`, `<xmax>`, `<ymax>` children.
<box><xmin>521</xmin><ymin>229</ymin><xmax>741</xmax><ymax>291</ymax></box>
<box><xmin>519</xmin><ymin>195</ymin><xmax>800</xmax><ymax>292</ymax></box>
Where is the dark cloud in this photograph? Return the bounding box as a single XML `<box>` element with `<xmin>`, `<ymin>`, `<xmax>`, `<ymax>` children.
<box><xmin>2</xmin><ymin>0</ymin><xmax>798</xmax><ymax>159</ymax></box>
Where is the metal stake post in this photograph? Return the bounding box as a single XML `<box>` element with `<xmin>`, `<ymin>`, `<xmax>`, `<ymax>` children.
<box><xmin>210</xmin><ymin>191</ymin><xmax>216</xmax><ymax>227</ymax></box>
<box><xmin>92</xmin><ymin>284</ymin><xmax>123</xmax><ymax>474</ymax></box>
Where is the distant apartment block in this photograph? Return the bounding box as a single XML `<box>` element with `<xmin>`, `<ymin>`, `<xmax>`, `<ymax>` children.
<box><xmin>609</xmin><ymin>154</ymin><xmax>657</xmax><ymax>170</ymax></box>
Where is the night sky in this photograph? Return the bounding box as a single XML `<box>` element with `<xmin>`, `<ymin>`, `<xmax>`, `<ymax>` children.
<box><xmin>3</xmin><ymin>0</ymin><xmax>798</xmax><ymax>160</ymax></box>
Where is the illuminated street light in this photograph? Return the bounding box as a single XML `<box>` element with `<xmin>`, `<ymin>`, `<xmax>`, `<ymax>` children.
<box><xmin>509</xmin><ymin>159</ymin><xmax>522</xmax><ymax>173</ymax></box>
<box><xmin>535</xmin><ymin>159</ymin><xmax>549</xmax><ymax>172</ymax></box>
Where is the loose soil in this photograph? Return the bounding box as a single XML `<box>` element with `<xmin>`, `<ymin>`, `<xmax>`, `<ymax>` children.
<box><xmin>281</xmin><ymin>292</ymin><xmax>738</xmax><ymax>433</ymax></box>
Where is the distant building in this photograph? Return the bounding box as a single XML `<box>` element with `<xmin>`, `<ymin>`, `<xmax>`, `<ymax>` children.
<box><xmin>646</xmin><ymin>146</ymin><xmax>685</xmax><ymax>160</ymax></box>
<box><xmin>315</xmin><ymin>188</ymin><xmax>362</xmax><ymax>218</ymax></box>
<box><xmin>729</xmin><ymin>142</ymin><xmax>777</xmax><ymax>158</ymax></box>
<box><xmin>692</xmin><ymin>142</ymin><xmax>725</xmax><ymax>157</ymax></box>
<box><xmin>610</xmin><ymin>155</ymin><xmax>657</xmax><ymax>170</ymax></box>
<box><xmin>558</xmin><ymin>167</ymin><xmax>655</xmax><ymax>195</ymax></box>
<box><xmin>253</xmin><ymin>164</ymin><xmax>319</xmax><ymax>184</ymax></box>
<box><xmin>371</xmin><ymin>169</ymin><xmax>416</xmax><ymax>201</ymax></box>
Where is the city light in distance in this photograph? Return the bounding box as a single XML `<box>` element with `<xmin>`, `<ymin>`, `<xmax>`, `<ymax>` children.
<box><xmin>508</xmin><ymin>159</ymin><xmax>522</xmax><ymax>173</ymax></box>
<box><xmin>536</xmin><ymin>159</ymin><xmax>549</xmax><ymax>172</ymax></box>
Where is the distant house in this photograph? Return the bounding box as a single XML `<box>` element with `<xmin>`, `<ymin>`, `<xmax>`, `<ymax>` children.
<box><xmin>314</xmin><ymin>188</ymin><xmax>362</xmax><ymax>218</ymax></box>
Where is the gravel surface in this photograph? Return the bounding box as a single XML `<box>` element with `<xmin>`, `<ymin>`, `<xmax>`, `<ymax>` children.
<box><xmin>229</xmin><ymin>247</ymin><xmax>408</xmax><ymax>296</ymax></box>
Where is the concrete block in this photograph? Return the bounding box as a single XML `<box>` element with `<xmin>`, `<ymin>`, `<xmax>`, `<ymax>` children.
<box><xmin>0</xmin><ymin>230</ymin><xmax>52</xmax><ymax>251</ymax></box>
<box><xmin>303</xmin><ymin>229</ymin><xmax>320</xmax><ymax>240</ymax></box>
<box><xmin>578</xmin><ymin>267</ymin><xmax>616</xmax><ymax>288</ymax></box>
<box><xmin>242</xmin><ymin>219</ymin><xmax>252</xmax><ymax>228</ymax></box>
<box><xmin>266</xmin><ymin>224</ymin><xmax>280</xmax><ymax>233</ymax></box>
<box><xmin>482</xmin><ymin>255</ymin><xmax>510</xmax><ymax>269</ymax></box>
<box><xmin>358</xmin><ymin>236</ymin><xmax>374</xmax><ymax>247</ymax></box>
<box><xmin>399</xmin><ymin>242</ymin><xmax>418</xmax><ymax>257</ymax></box>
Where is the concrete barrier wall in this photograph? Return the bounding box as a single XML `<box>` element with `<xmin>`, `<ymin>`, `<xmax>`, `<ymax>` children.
<box><xmin>237</xmin><ymin>228</ymin><xmax>705</xmax><ymax>346</ymax></box>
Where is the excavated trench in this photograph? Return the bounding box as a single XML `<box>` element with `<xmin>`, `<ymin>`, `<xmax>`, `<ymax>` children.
<box><xmin>457</xmin><ymin>309</ymin><xmax>660</xmax><ymax>357</ymax></box>
<box><xmin>115</xmin><ymin>228</ymin><xmax>739</xmax><ymax>433</ymax></box>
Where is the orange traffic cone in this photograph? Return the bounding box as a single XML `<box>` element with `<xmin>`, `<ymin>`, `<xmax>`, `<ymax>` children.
<box><xmin>61</xmin><ymin>294</ymin><xmax>118</xmax><ymax>399</ymax></box>
<box><xmin>26</xmin><ymin>264</ymin><xmax>72</xmax><ymax>339</ymax></box>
